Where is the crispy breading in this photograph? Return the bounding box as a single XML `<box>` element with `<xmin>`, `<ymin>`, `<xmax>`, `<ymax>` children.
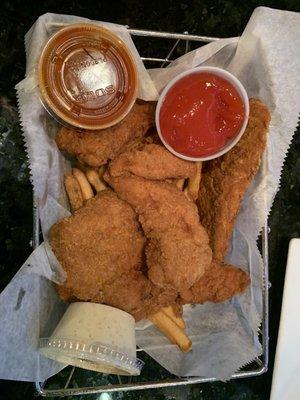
<box><xmin>50</xmin><ymin>189</ymin><xmax>177</xmax><ymax>320</ymax></box>
<box><xmin>53</xmin><ymin>98</ymin><xmax>271</xmax><ymax>321</ymax></box>
<box><xmin>179</xmin><ymin>261</ymin><xmax>250</xmax><ymax>304</ymax></box>
<box><xmin>179</xmin><ymin>99</ymin><xmax>271</xmax><ymax>306</ymax></box>
<box><xmin>50</xmin><ymin>190</ymin><xmax>145</xmax><ymax>303</ymax></box>
<box><xmin>55</xmin><ymin>102</ymin><xmax>155</xmax><ymax>167</ymax></box>
<box><xmin>197</xmin><ymin>99</ymin><xmax>271</xmax><ymax>262</ymax></box>
<box><xmin>102</xmin><ymin>273</ymin><xmax>177</xmax><ymax>321</ymax></box>
<box><xmin>105</xmin><ymin>173</ymin><xmax>212</xmax><ymax>291</ymax></box>
<box><xmin>109</xmin><ymin>143</ymin><xmax>197</xmax><ymax>180</ymax></box>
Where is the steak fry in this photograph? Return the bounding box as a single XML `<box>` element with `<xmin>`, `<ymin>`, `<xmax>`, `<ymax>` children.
<box><xmin>55</xmin><ymin>102</ymin><xmax>155</xmax><ymax>167</ymax></box>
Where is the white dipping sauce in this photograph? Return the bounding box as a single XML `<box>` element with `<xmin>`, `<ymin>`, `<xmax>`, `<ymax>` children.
<box><xmin>39</xmin><ymin>302</ymin><xmax>142</xmax><ymax>375</ymax></box>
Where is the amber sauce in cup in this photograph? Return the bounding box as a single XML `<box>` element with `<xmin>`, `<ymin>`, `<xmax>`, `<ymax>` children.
<box><xmin>38</xmin><ymin>23</ymin><xmax>138</xmax><ymax>130</ymax></box>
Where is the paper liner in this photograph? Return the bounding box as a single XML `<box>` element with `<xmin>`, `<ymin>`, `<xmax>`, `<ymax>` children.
<box><xmin>0</xmin><ymin>8</ymin><xmax>299</xmax><ymax>381</ymax></box>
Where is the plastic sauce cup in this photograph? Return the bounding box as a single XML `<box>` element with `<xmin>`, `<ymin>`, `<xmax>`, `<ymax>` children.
<box><xmin>39</xmin><ymin>302</ymin><xmax>143</xmax><ymax>375</ymax></box>
<box><xmin>38</xmin><ymin>23</ymin><xmax>138</xmax><ymax>130</ymax></box>
<box><xmin>155</xmin><ymin>66</ymin><xmax>249</xmax><ymax>162</ymax></box>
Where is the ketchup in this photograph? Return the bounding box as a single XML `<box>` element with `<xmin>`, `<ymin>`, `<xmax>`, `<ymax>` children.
<box><xmin>159</xmin><ymin>72</ymin><xmax>245</xmax><ymax>157</ymax></box>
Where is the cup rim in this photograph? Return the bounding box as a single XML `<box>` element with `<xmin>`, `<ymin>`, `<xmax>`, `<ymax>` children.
<box><xmin>38</xmin><ymin>23</ymin><xmax>138</xmax><ymax>130</ymax></box>
<box><xmin>155</xmin><ymin>66</ymin><xmax>250</xmax><ymax>162</ymax></box>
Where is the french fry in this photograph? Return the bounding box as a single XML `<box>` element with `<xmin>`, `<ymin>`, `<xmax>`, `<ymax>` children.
<box><xmin>75</xmin><ymin>160</ymin><xmax>98</xmax><ymax>173</ymax></box>
<box><xmin>98</xmin><ymin>165</ymin><xmax>107</xmax><ymax>180</ymax></box>
<box><xmin>175</xmin><ymin>178</ymin><xmax>185</xmax><ymax>191</ymax></box>
<box><xmin>162</xmin><ymin>306</ymin><xmax>185</xmax><ymax>330</ymax></box>
<box><xmin>64</xmin><ymin>174</ymin><xmax>84</xmax><ymax>211</ymax></box>
<box><xmin>186</xmin><ymin>162</ymin><xmax>202</xmax><ymax>201</ymax></box>
<box><xmin>86</xmin><ymin>169</ymin><xmax>107</xmax><ymax>192</ymax></box>
<box><xmin>72</xmin><ymin>168</ymin><xmax>94</xmax><ymax>201</ymax></box>
<box><xmin>183</xmin><ymin>187</ymin><xmax>193</xmax><ymax>201</ymax></box>
<box><xmin>150</xmin><ymin>311</ymin><xmax>192</xmax><ymax>353</ymax></box>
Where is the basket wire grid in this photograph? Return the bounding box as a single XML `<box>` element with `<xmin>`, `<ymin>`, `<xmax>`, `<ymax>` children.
<box><xmin>34</xmin><ymin>28</ymin><xmax>269</xmax><ymax>397</ymax></box>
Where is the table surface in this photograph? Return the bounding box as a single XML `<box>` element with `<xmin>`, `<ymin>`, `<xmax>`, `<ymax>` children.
<box><xmin>0</xmin><ymin>1</ymin><xmax>299</xmax><ymax>399</ymax></box>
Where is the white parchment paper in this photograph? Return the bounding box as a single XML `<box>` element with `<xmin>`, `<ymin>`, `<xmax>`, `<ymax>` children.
<box><xmin>0</xmin><ymin>7</ymin><xmax>299</xmax><ymax>382</ymax></box>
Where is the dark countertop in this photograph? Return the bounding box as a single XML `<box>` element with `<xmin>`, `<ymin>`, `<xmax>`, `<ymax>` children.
<box><xmin>0</xmin><ymin>1</ymin><xmax>299</xmax><ymax>399</ymax></box>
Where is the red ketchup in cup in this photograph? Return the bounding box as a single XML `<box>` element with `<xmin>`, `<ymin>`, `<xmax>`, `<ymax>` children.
<box><xmin>156</xmin><ymin>67</ymin><xmax>249</xmax><ymax>161</ymax></box>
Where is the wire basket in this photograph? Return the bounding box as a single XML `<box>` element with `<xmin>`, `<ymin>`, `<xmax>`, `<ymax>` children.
<box><xmin>34</xmin><ymin>28</ymin><xmax>269</xmax><ymax>397</ymax></box>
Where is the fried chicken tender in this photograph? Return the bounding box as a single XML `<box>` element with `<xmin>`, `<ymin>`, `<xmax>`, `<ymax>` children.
<box><xmin>179</xmin><ymin>261</ymin><xmax>250</xmax><ymax>304</ymax></box>
<box><xmin>52</xmin><ymin>98</ymin><xmax>270</xmax><ymax>321</ymax></box>
<box><xmin>50</xmin><ymin>190</ymin><xmax>145</xmax><ymax>302</ymax></box>
<box><xmin>109</xmin><ymin>143</ymin><xmax>197</xmax><ymax>180</ymax></box>
<box><xmin>50</xmin><ymin>189</ymin><xmax>176</xmax><ymax>320</ymax></box>
<box><xmin>179</xmin><ymin>99</ymin><xmax>270</xmax><ymax>306</ymax></box>
<box><xmin>198</xmin><ymin>99</ymin><xmax>271</xmax><ymax>262</ymax></box>
<box><xmin>55</xmin><ymin>102</ymin><xmax>155</xmax><ymax>167</ymax></box>
<box><xmin>103</xmin><ymin>273</ymin><xmax>177</xmax><ymax>321</ymax></box>
<box><xmin>104</xmin><ymin>173</ymin><xmax>212</xmax><ymax>291</ymax></box>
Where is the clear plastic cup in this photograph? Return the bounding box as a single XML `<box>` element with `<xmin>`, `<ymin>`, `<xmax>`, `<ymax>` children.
<box><xmin>39</xmin><ymin>302</ymin><xmax>143</xmax><ymax>375</ymax></box>
<box><xmin>38</xmin><ymin>23</ymin><xmax>139</xmax><ymax>130</ymax></box>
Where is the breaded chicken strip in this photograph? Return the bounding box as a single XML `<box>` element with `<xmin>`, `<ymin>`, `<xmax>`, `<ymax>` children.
<box><xmin>179</xmin><ymin>261</ymin><xmax>250</xmax><ymax>304</ymax></box>
<box><xmin>103</xmin><ymin>272</ymin><xmax>177</xmax><ymax>321</ymax></box>
<box><xmin>109</xmin><ymin>143</ymin><xmax>197</xmax><ymax>180</ymax></box>
<box><xmin>55</xmin><ymin>102</ymin><xmax>155</xmax><ymax>167</ymax></box>
<box><xmin>50</xmin><ymin>190</ymin><xmax>145</xmax><ymax>302</ymax></box>
<box><xmin>105</xmin><ymin>174</ymin><xmax>212</xmax><ymax>291</ymax></box>
<box><xmin>50</xmin><ymin>190</ymin><xmax>176</xmax><ymax>320</ymax></box>
<box><xmin>179</xmin><ymin>99</ymin><xmax>270</xmax><ymax>306</ymax></box>
<box><xmin>198</xmin><ymin>99</ymin><xmax>271</xmax><ymax>262</ymax></box>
